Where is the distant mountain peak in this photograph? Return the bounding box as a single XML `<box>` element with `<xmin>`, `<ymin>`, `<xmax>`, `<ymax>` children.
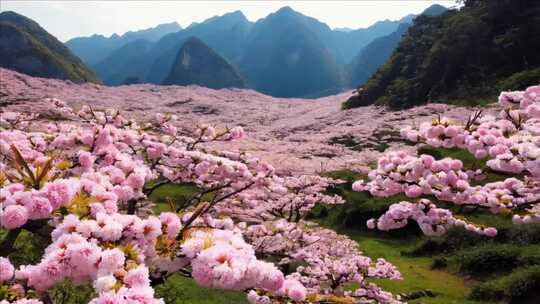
<box><xmin>421</xmin><ymin>4</ymin><xmax>448</xmax><ymax>17</ymax></box>
<box><xmin>163</xmin><ymin>36</ymin><xmax>245</xmax><ymax>89</ymax></box>
<box><xmin>272</xmin><ymin>6</ymin><xmax>301</xmax><ymax>18</ymax></box>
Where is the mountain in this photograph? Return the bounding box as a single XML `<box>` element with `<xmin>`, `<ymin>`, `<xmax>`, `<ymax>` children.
<box><xmin>162</xmin><ymin>37</ymin><xmax>245</xmax><ymax>89</ymax></box>
<box><xmin>93</xmin><ymin>39</ymin><xmax>153</xmax><ymax>85</ymax></box>
<box><xmin>343</xmin><ymin>0</ymin><xmax>540</xmax><ymax>109</ymax></box>
<box><xmin>0</xmin><ymin>11</ymin><xmax>99</xmax><ymax>83</ymax></box>
<box><xmin>63</xmin><ymin>6</ymin><xmax>423</xmax><ymax>97</ymax></box>
<box><xmin>333</xmin><ymin>27</ymin><xmax>354</xmax><ymax>32</ymax></box>
<box><xmin>239</xmin><ymin>6</ymin><xmax>344</xmax><ymax>97</ymax></box>
<box><xmin>347</xmin><ymin>4</ymin><xmax>448</xmax><ymax>88</ymax></box>
<box><xmin>347</xmin><ymin>23</ymin><xmax>411</xmax><ymax>88</ymax></box>
<box><xmin>332</xmin><ymin>14</ymin><xmax>416</xmax><ymax>64</ymax></box>
<box><xmin>145</xmin><ymin>10</ymin><xmax>252</xmax><ymax>84</ymax></box>
<box><xmin>65</xmin><ymin>22</ymin><xmax>181</xmax><ymax>66</ymax></box>
<box><xmin>421</xmin><ymin>4</ymin><xmax>449</xmax><ymax>17</ymax></box>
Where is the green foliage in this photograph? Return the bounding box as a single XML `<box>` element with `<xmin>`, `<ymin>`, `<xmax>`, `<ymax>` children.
<box><xmin>470</xmin><ymin>265</ymin><xmax>540</xmax><ymax>302</ymax></box>
<box><xmin>0</xmin><ymin>229</ymin><xmax>47</xmax><ymax>266</ymax></box>
<box><xmin>499</xmin><ymin>68</ymin><xmax>540</xmax><ymax>91</ymax></box>
<box><xmin>311</xmin><ymin>170</ymin><xmax>417</xmax><ymax>234</ymax></box>
<box><xmin>344</xmin><ymin>0</ymin><xmax>540</xmax><ymax>109</ymax></box>
<box><xmin>348</xmin><ymin>231</ymin><xmax>478</xmax><ymax>304</ymax></box>
<box><xmin>147</xmin><ymin>182</ymin><xmax>205</xmax><ymax>213</ymax></box>
<box><xmin>454</xmin><ymin>244</ymin><xmax>522</xmax><ymax>277</ymax></box>
<box><xmin>47</xmin><ymin>280</ymin><xmax>94</xmax><ymax>304</ymax></box>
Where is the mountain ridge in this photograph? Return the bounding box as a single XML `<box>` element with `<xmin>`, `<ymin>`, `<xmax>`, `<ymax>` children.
<box><xmin>344</xmin><ymin>0</ymin><xmax>540</xmax><ymax>109</ymax></box>
<box><xmin>0</xmin><ymin>11</ymin><xmax>99</xmax><ymax>83</ymax></box>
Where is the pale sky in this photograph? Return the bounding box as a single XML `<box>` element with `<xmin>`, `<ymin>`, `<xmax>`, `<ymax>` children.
<box><xmin>1</xmin><ymin>1</ymin><xmax>456</xmax><ymax>42</ymax></box>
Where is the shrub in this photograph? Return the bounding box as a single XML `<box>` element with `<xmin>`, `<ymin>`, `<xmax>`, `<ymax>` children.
<box><xmin>455</xmin><ymin>244</ymin><xmax>520</xmax><ymax>277</ymax></box>
<box><xmin>470</xmin><ymin>265</ymin><xmax>540</xmax><ymax>302</ymax></box>
<box><xmin>403</xmin><ymin>227</ymin><xmax>489</xmax><ymax>256</ymax></box>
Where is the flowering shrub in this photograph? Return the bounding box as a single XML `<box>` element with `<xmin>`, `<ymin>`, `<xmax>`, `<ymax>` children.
<box><xmin>354</xmin><ymin>85</ymin><xmax>540</xmax><ymax>236</ymax></box>
<box><xmin>0</xmin><ymin>100</ymin><xmax>401</xmax><ymax>303</ymax></box>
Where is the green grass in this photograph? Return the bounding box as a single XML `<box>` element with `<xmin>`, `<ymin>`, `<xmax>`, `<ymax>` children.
<box><xmin>147</xmin><ymin>182</ymin><xmax>204</xmax><ymax>214</ymax></box>
<box><xmin>155</xmin><ymin>274</ymin><xmax>247</xmax><ymax>304</ymax></box>
<box><xmin>343</xmin><ymin>230</ymin><xmax>488</xmax><ymax>304</ymax></box>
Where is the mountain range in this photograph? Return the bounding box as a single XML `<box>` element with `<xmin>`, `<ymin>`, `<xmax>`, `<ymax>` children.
<box><xmin>0</xmin><ymin>5</ymin><xmax>449</xmax><ymax>99</ymax></box>
<box><xmin>0</xmin><ymin>11</ymin><xmax>99</xmax><ymax>83</ymax></box>
<box><xmin>63</xmin><ymin>6</ymin><xmax>424</xmax><ymax>97</ymax></box>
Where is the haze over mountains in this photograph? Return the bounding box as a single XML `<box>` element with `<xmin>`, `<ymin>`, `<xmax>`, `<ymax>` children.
<box><xmin>0</xmin><ymin>4</ymin><xmax>450</xmax><ymax>98</ymax></box>
<box><xmin>63</xmin><ymin>6</ymin><xmax>430</xmax><ymax>97</ymax></box>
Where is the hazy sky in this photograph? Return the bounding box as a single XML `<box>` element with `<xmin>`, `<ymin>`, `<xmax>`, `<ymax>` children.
<box><xmin>1</xmin><ymin>1</ymin><xmax>456</xmax><ymax>42</ymax></box>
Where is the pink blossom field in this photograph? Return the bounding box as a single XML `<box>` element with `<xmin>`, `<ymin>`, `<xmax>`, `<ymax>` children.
<box><xmin>0</xmin><ymin>68</ymin><xmax>487</xmax><ymax>174</ymax></box>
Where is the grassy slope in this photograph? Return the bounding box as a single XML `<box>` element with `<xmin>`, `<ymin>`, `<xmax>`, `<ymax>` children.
<box><xmin>349</xmin><ymin>231</ymin><xmax>479</xmax><ymax>304</ymax></box>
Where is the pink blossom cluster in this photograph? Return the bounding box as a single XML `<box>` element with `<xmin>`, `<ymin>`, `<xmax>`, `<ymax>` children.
<box><xmin>356</xmin><ymin>85</ymin><xmax>540</xmax><ymax>236</ymax></box>
<box><xmin>243</xmin><ymin>220</ymin><xmax>402</xmax><ymax>303</ymax></box>
<box><xmin>367</xmin><ymin>199</ymin><xmax>497</xmax><ymax>237</ymax></box>
<box><xmin>400</xmin><ymin>85</ymin><xmax>540</xmax><ymax>177</ymax></box>
<box><xmin>215</xmin><ymin>175</ymin><xmax>345</xmax><ymax>223</ymax></box>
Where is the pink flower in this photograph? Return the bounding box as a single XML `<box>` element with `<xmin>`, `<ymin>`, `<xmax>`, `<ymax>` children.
<box><xmin>26</xmin><ymin>195</ymin><xmax>53</xmax><ymax>220</ymax></box>
<box><xmin>79</xmin><ymin>151</ymin><xmax>95</xmax><ymax>170</ymax></box>
<box><xmin>42</xmin><ymin>180</ymin><xmax>77</xmax><ymax>209</ymax></box>
<box><xmin>159</xmin><ymin>212</ymin><xmax>182</xmax><ymax>240</ymax></box>
<box><xmin>123</xmin><ymin>266</ymin><xmax>150</xmax><ymax>288</ymax></box>
<box><xmin>483</xmin><ymin>227</ymin><xmax>497</xmax><ymax>237</ymax></box>
<box><xmin>278</xmin><ymin>278</ymin><xmax>307</xmax><ymax>301</ymax></box>
<box><xmin>98</xmin><ymin>248</ymin><xmax>125</xmax><ymax>275</ymax></box>
<box><xmin>405</xmin><ymin>185</ymin><xmax>423</xmax><ymax>198</ymax></box>
<box><xmin>1</xmin><ymin>205</ymin><xmax>28</xmax><ymax>229</ymax></box>
<box><xmin>0</xmin><ymin>257</ymin><xmax>14</xmax><ymax>283</ymax></box>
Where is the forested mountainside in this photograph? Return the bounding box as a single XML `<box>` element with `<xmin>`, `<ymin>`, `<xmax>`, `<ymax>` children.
<box><xmin>162</xmin><ymin>37</ymin><xmax>246</xmax><ymax>89</ymax></box>
<box><xmin>347</xmin><ymin>4</ymin><xmax>448</xmax><ymax>89</ymax></box>
<box><xmin>344</xmin><ymin>0</ymin><xmax>540</xmax><ymax>109</ymax></box>
<box><xmin>0</xmin><ymin>11</ymin><xmax>99</xmax><ymax>83</ymax></box>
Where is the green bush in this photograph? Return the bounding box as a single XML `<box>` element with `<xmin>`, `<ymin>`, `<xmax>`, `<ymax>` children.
<box><xmin>455</xmin><ymin>244</ymin><xmax>520</xmax><ymax>277</ymax></box>
<box><xmin>499</xmin><ymin>68</ymin><xmax>540</xmax><ymax>91</ymax></box>
<box><xmin>403</xmin><ymin>227</ymin><xmax>489</xmax><ymax>256</ymax></box>
<box><xmin>470</xmin><ymin>265</ymin><xmax>540</xmax><ymax>302</ymax></box>
<box><xmin>505</xmin><ymin>224</ymin><xmax>540</xmax><ymax>246</ymax></box>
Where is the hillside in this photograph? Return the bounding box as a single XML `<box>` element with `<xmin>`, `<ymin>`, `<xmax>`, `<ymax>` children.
<box><xmin>347</xmin><ymin>23</ymin><xmax>410</xmax><ymax>88</ymax></box>
<box><xmin>0</xmin><ymin>11</ymin><xmax>99</xmax><ymax>83</ymax></box>
<box><xmin>347</xmin><ymin>4</ymin><xmax>448</xmax><ymax>89</ymax></box>
<box><xmin>93</xmin><ymin>39</ymin><xmax>153</xmax><ymax>85</ymax></box>
<box><xmin>162</xmin><ymin>37</ymin><xmax>245</xmax><ymax>89</ymax></box>
<box><xmin>344</xmin><ymin>0</ymin><xmax>540</xmax><ymax>109</ymax></box>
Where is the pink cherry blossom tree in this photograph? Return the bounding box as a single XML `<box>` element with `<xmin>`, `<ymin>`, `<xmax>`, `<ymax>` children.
<box><xmin>354</xmin><ymin>85</ymin><xmax>540</xmax><ymax>236</ymax></box>
<box><xmin>0</xmin><ymin>99</ymin><xmax>402</xmax><ymax>303</ymax></box>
